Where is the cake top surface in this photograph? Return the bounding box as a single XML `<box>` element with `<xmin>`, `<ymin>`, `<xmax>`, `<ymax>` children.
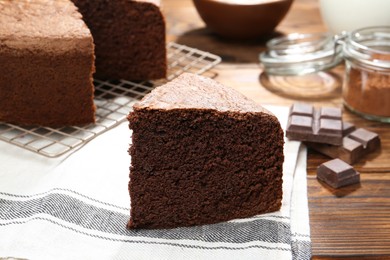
<box><xmin>135</xmin><ymin>73</ymin><xmax>272</xmax><ymax>114</ymax></box>
<box><xmin>0</xmin><ymin>0</ymin><xmax>91</xmax><ymax>52</ymax></box>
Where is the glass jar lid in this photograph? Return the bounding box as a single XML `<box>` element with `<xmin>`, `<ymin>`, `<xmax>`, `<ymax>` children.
<box><xmin>260</xmin><ymin>32</ymin><xmax>344</xmax><ymax>76</ymax></box>
<box><xmin>342</xmin><ymin>26</ymin><xmax>390</xmax><ymax>71</ymax></box>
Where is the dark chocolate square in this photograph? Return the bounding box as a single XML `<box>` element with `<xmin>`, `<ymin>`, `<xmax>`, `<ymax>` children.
<box><xmin>342</xmin><ymin>121</ymin><xmax>356</xmax><ymax>136</ymax></box>
<box><xmin>289</xmin><ymin>115</ymin><xmax>313</xmax><ymax>132</ymax></box>
<box><xmin>320</xmin><ymin>107</ymin><xmax>342</xmax><ymax>119</ymax></box>
<box><xmin>318</xmin><ymin>118</ymin><xmax>342</xmax><ymax>134</ymax></box>
<box><xmin>343</xmin><ymin>137</ymin><xmax>364</xmax><ymax>153</ymax></box>
<box><xmin>317</xmin><ymin>159</ymin><xmax>360</xmax><ymax>188</ymax></box>
<box><xmin>290</xmin><ymin>103</ymin><xmax>313</xmax><ymax>116</ymax></box>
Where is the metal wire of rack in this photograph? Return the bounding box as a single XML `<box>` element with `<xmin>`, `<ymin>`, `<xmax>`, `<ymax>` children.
<box><xmin>0</xmin><ymin>42</ymin><xmax>221</xmax><ymax>158</ymax></box>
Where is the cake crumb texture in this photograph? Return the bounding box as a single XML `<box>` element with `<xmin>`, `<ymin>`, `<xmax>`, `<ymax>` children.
<box><xmin>127</xmin><ymin>73</ymin><xmax>284</xmax><ymax>229</ymax></box>
<box><xmin>71</xmin><ymin>0</ymin><xmax>167</xmax><ymax>80</ymax></box>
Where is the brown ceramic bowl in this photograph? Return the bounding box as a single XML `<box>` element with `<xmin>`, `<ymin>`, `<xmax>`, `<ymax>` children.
<box><xmin>193</xmin><ymin>0</ymin><xmax>293</xmax><ymax>40</ymax></box>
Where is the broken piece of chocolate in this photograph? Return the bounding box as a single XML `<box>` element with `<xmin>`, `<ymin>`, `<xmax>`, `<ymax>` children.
<box><xmin>317</xmin><ymin>159</ymin><xmax>360</xmax><ymax>188</ymax></box>
<box><xmin>286</xmin><ymin>103</ymin><xmax>343</xmax><ymax>145</ymax></box>
<box><xmin>306</xmin><ymin>123</ymin><xmax>380</xmax><ymax>164</ymax></box>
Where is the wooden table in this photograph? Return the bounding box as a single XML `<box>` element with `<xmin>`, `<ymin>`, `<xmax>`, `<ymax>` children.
<box><xmin>162</xmin><ymin>0</ymin><xmax>390</xmax><ymax>259</ymax></box>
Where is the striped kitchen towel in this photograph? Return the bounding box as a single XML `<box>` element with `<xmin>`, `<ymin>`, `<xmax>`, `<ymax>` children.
<box><xmin>0</xmin><ymin>106</ymin><xmax>311</xmax><ymax>260</ymax></box>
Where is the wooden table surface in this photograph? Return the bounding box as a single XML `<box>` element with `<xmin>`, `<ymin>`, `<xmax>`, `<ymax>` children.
<box><xmin>162</xmin><ymin>0</ymin><xmax>390</xmax><ymax>259</ymax></box>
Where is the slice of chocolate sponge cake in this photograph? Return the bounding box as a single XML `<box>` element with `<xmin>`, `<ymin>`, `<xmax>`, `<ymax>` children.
<box><xmin>127</xmin><ymin>73</ymin><xmax>284</xmax><ymax>229</ymax></box>
<box><xmin>71</xmin><ymin>0</ymin><xmax>166</xmax><ymax>80</ymax></box>
<box><xmin>0</xmin><ymin>0</ymin><xmax>95</xmax><ymax>127</ymax></box>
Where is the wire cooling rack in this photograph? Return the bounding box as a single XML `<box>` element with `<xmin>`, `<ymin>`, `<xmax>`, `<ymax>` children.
<box><xmin>0</xmin><ymin>42</ymin><xmax>221</xmax><ymax>158</ymax></box>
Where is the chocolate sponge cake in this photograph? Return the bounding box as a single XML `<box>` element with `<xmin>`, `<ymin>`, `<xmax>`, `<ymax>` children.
<box><xmin>0</xmin><ymin>0</ymin><xmax>95</xmax><ymax>127</ymax></box>
<box><xmin>71</xmin><ymin>0</ymin><xmax>167</xmax><ymax>80</ymax></box>
<box><xmin>127</xmin><ymin>73</ymin><xmax>284</xmax><ymax>229</ymax></box>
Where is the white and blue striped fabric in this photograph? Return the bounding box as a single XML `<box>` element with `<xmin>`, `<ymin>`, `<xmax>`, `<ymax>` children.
<box><xmin>0</xmin><ymin>106</ymin><xmax>311</xmax><ymax>260</ymax></box>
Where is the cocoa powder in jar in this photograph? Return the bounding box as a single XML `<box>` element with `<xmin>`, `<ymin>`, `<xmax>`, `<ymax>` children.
<box><xmin>343</xmin><ymin>57</ymin><xmax>390</xmax><ymax>118</ymax></box>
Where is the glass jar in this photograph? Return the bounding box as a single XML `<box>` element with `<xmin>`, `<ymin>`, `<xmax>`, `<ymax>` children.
<box><xmin>260</xmin><ymin>26</ymin><xmax>390</xmax><ymax>122</ymax></box>
<box><xmin>259</xmin><ymin>32</ymin><xmax>344</xmax><ymax>99</ymax></box>
<box><xmin>342</xmin><ymin>27</ymin><xmax>390</xmax><ymax>122</ymax></box>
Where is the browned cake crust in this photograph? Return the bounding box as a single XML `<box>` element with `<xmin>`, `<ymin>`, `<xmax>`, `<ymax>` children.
<box><xmin>0</xmin><ymin>0</ymin><xmax>95</xmax><ymax>127</ymax></box>
<box><xmin>127</xmin><ymin>73</ymin><xmax>284</xmax><ymax>229</ymax></box>
<box><xmin>71</xmin><ymin>0</ymin><xmax>167</xmax><ymax>80</ymax></box>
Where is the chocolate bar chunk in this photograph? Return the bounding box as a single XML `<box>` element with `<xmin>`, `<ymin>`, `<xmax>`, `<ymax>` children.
<box><xmin>286</xmin><ymin>103</ymin><xmax>343</xmax><ymax>145</ymax></box>
<box><xmin>317</xmin><ymin>159</ymin><xmax>360</xmax><ymax>188</ymax></box>
<box><xmin>342</xmin><ymin>121</ymin><xmax>356</xmax><ymax>136</ymax></box>
<box><xmin>306</xmin><ymin>123</ymin><xmax>380</xmax><ymax>164</ymax></box>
